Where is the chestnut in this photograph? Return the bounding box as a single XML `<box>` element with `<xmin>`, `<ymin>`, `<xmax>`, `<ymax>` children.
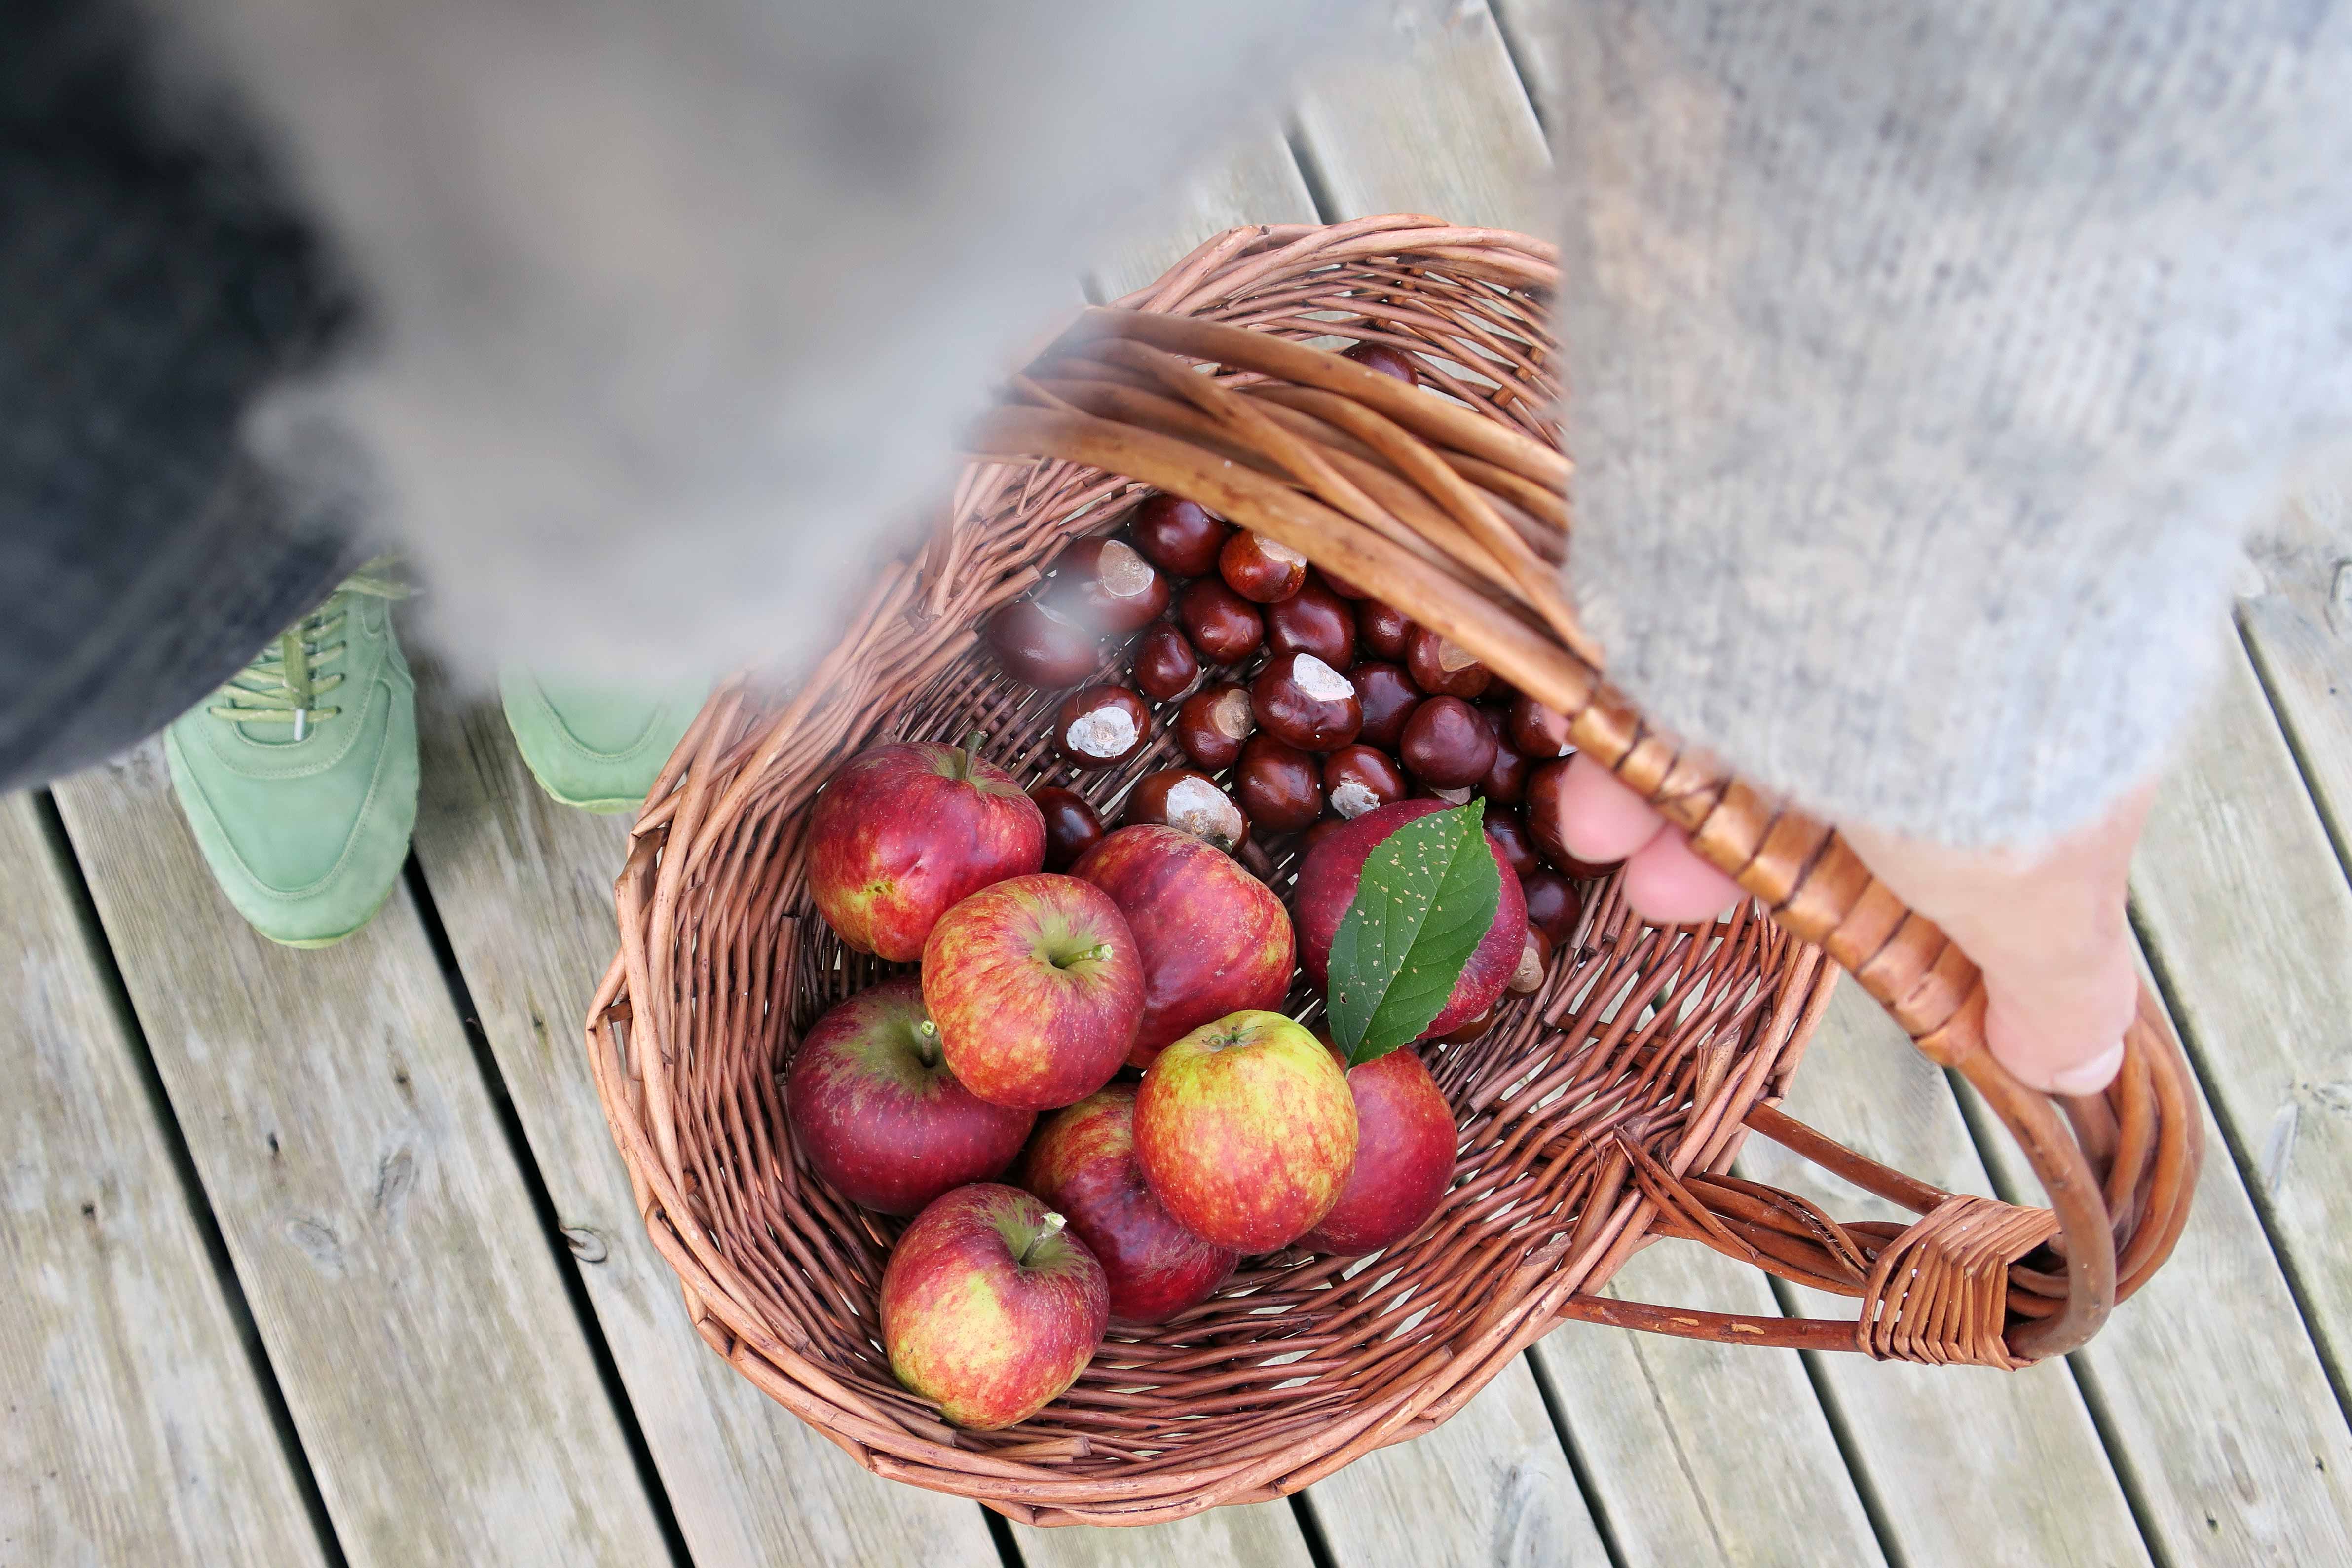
<box><xmin>1322</xmin><ymin>744</ymin><xmax>1407</xmax><ymax>820</ymax></box>
<box><xmin>1177</xmin><ymin>579</ymin><xmax>1265</xmax><ymax>666</ymax></box>
<box><xmin>1125</xmin><ymin>768</ymin><xmax>1249</xmax><ymax>852</ymax></box>
<box><xmin>1405</xmin><ymin>626</ymin><xmax>1492</xmax><ymax>699</ymax></box>
<box><xmin>1219</xmin><ymin>531</ymin><xmax>1309</xmax><ymax>604</ymax></box>
<box><xmin>1483</xmin><ymin>809</ymin><xmax>1543</xmax><ymax>883</ymax></box>
<box><xmin>1056</xmin><ymin>684</ymin><xmax>1151</xmax><ymax>770</ymax></box>
<box><xmin>1521</xmin><ymin>868</ymin><xmax>1583</xmax><ymax>943</ymax></box>
<box><xmin>1234</xmin><ymin>734</ymin><xmax>1324</xmax><ymax>832</ymax></box>
<box><xmin>1399</xmin><ymin>695</ymin><xmax>1496</xmax><ymax>789</ymax></box>
<box><xmin>1431</xmin><ymin>1003</ymin><xmax>1495</xmax><ymax>1045</ymax></box>
<box><xmin>1319</xmin><ymin>568</ymin><xmax>1370</xmax><ymax>600</ymax></box>
<box><xmin>1265</xmin><ymin>581</ymin><xmax>1356</xmax><ymax>668</ymax></box>
<box><xmin>1174</xmin><ymin>682</ymin><xmax>1255</xmax><ymax>771</ymax></box>
<box><xmin>1509</xmin><ymin>695</ymin><xmax>1574</xmax><ymax>758</ymax></box>
<box><xmin>1031</xmin><ymin>786</ymin><xmax>1104</xmax><ymax>872</ymax></box>
<box><xmin>1253</xmin><ymin>651</ymin><xmax>1363</xmax><ymax>753</ymax></box>
<box><xmin>985</xmin><ymin>597</ymin><xmax>1098</xmax><ymax>690</ymax></box>
<box><xmin>1130</xmin><ymin>494</ymin><xmax>1232</xmax><ymax>578</ymax></box>
<box><xmin>1301</xmin><ymin>816</ymin><xmax>1348</xmax><ymax>854</ymax></box>
<box><xmin>1356</xmin><ymin>599</ymin><xmax>1412</xmax><ymax>662</ymax></box>
<box><xmin>1045</xmin><ymin>537</ymin><xmax>1169</xmax><ymax>634</ymax></box>
<box><xmin>1349</xmin><ymin>661</ymin><xmax>1422</xmax><ymax>751</ymax></box>
<box><xmin>1345</xmin><ymin>339</ymin><xmax>1422</xmax><ymax>387</ymax></box>
<box><xmin>1480</xmin><ymin>723</ymin><xmax>1531</xmax><ymax>806</ymax></box>
<box><xmin>1509</xmin><ymin>926</ymin><xmax>1553</xmax><ymax>994</ymax></box>
<box><xmin>1525</xmin><ymin>757</ymin><xmax>1625</xmax><ymax>879</ymax></box>
<box><xmin>1131</xmin><ymin>622</ymin><xmax>1201</xmax><ymax>702</ymax></box>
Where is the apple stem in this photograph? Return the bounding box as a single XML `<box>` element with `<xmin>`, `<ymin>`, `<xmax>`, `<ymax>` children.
<box><xmin>949</xmin><ymin>729</ymin><xmax>988</xmax><ymax>782</ymax></box>
<box><xmin>1021</xmin><ymin>1211</ymin><xmax>1066</xmax><ymax>1266</ymax></box>
<box><xmin>915</xmin><ymin>1017</ymin><xmax>941</xmax><ymax>1067</ymax></box>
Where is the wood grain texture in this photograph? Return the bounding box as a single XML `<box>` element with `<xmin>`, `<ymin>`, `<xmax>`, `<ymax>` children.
<box><xmin>1530</xmin><ymin>1245</ymin><xmax>1885</xmax><ymax>1568</ymax></box>
<box><xmin>2239</xmin><ymin>487</ymin><xmax>2352</xmax><ymax>867</ymax></box>
<box><xmin>1291</xmin><ymin>0</ymin><xmax>1551</xmax><ymax>232</ymax></box>
<box><xmin>0</xmin><ymin>792</ymin><xmax>327</xmax><ymax>1568</ymax></box>
<box><xmin>407</xmin><ymin>668</ymin><xmax>1002</xmax><ymax>1568</ymax></box>
<box><xmin>1741</xmin><ymin>985</ymin><xmax>2151</xmax><ymax>1568</ymax></box>
<box><xmin>49</xmin><ymin>746</ymin><xmax>672</xmax><ymax>1568</ymax></box>
<box><xmin>1302</xmin><ymin>1371</ymin><xmax>1610</xmax><ymax>1568</ymax></box>
<box><xmin>2127</xmin><ymin>640</ymin><xmax>2352</xmax><ymax>1390</ymax></box>
<box><xmin>1014</xmin><ymin>1501</ymin><xmax>1314</xmax><ymax>1568</ymax></box>
<box><xmin>1088</xmin><ymin>120</ymin><xmax>1319</xmax><ymax>300</ymax></box>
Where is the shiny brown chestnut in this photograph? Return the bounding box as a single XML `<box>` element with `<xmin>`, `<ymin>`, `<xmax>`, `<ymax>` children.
<box><xmin>1480</xmin><ymin>723</ymin><xmax>1531</xmax><ymax>806</ymax></box>
<box><xmin>1524</xmin><ymin>757</ymin><xmax>1625</xmax><ymax>878</ymax></box>
<box><xmin>1344</xmin><ymin>340</ymin><xmax>1422</xmax><ymax>387</ymax></box>
<box><xmin>1174</xmin><ymin>682</ymin><xmax>1255</xmax><ymax>771</ymax></box>
<box><xmin>1030</xmin><ymin>786</ymin><xmax>1104</xmax><ymax>873</ymax></box>
<box><xmin>1045</xmin><ymin>537</ymin><xmax>1169</xmax><ymax>634</ymax></box>
<box><xmin>1509</xmin><ymin>695</ymin><xmax>1574</xmax><ymax>758</ymax></box>
<box><xmin>1349</xmin><ymin>661</ymin><xmax>1421</xmax><ymax>751</ymax></box>
<box><xmin>1218</xmin><ymin>531</ymin><xmax>1309</xmax><ymax>604</ymax></box>
<box><xmin>1355</xmin><ymin>599</ymin><xmax>1412</xmax><ymax>662</ymax></box>
<box><xmin>984</xmin><ymin>596</ymin><xmax>1099</xmax><ymax>690</ymax></box>
<box><xmin>1265</xmin><ymin>581</ymin><xmax>1356</xmax><ymax>668</ymax></box>
<box><xmin>1234</xmin><ymin>734</ymin><xmax>1324</xmax><ymax>832</ymax></box>
<box><xmin>1318</xmin><ymin>568</ymin><xmax>1370</xmax><ymax>600</ymax></box>
<box><xmin>1055</xmin><ymin>684</ymin><xmax>1151</xmax><ymax>770</ymax></box>
<box><xmin>1300</xmin><ymin>816</ymin><xmax>1348</xmax><ymax>854</ymax></box>
<box><xmin>1322</xmin><ymin>744</ymin><xmax>1408</xmax><ymax>820</ymax></box>
<box><xmin>1128</xmin><ymin>494</ymin><xmax>1232</xmax><ymax>579</ymax></box>
<box><xmin>1399</xmin><ymin>695</ymin><xmax>1496</xmax><ymax>789</ymax></box>
<box><xmin>1131</xmin><ymin>622</ymin><xmax>1200</xmax><ymax>702</ymax></box>
<box><xmin>1252</xmin><ymin>651</ymin><xmax>1362</xmax><ymax>752</ymax></box>
<box><xmin>1405</xmin><ymin>626</ymin><xmax>1492</xmax><ymax>699</ymax></box>
<box><xmin>1125</xmin><ymin>768</ymin><xmax>1249</xmax><ymax>852</ymax></box>
<box><xmin>1483</xmin><ymin>809</ymin><xmax>1543</xmax><ymax>883</ymax></box>
<box><xmin>1521</xmin><ymin>868</ymin><xmax>1583</xmax><ymax>943</ymax></box>
<box><xmin>1509</xmin><ymin>926</ymin><xmax>1553</xmax><ymax>994</ymax></box>
<box><xmin>1431</xmin><ymin>1003</ymin><xmax>1495</xmax><ymax>1045</ymax></box>
<box><xmin>1176</xmin><ymin>579</ymin><xmax>1265</xmax><ymax>666</ymax></box>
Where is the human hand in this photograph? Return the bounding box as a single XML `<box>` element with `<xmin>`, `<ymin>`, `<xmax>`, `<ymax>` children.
<box><xmin>1536</xmin><ymin>755</ymin><xmax>2150</xmax><ymax>1097</ymax></box>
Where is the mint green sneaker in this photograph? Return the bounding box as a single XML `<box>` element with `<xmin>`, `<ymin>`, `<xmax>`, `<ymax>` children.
<box><xmin>497</xmin><ymin>668</ymin><xmax>706</xmax><ymax>814</ymax></box>
<box><xmin>164</xmin><ymin>560</ymin><xmax>417</xmax><ymax>948</ymax></box>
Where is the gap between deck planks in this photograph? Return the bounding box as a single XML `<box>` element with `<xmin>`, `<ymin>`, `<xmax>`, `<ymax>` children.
<box><xmin>49</xmin><ymin>748</ymin><xmax>675</xmax><ymax>1568</ymax></box>
<box><xmin>0</xmin><ymin>792</ymin><xmax>327</xmax><ymax>1568</ymax></box>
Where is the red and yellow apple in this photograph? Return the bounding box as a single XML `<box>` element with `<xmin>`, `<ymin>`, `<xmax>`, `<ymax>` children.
<box><xmin>1072</xmin><ymin>826</ymin><xmax>1295</xmax><ymax>1067</ymax></box>
<box><xmin>1133</xmin><ymin>1010</ymin><xmax>1357</xmax><ymax>1252</ymax></box>
<box><xmin>1292</xmin><ymin>799</ymin><xmax>1528</xmax><ymax>1041</ymax></box>
<box><xmin>783</xmin><ymin>979</ymin><xmax>1034</xmax><ymax>1216</ymax></box>
<box><xmin>1303</xmin><ymin>1041</ymin><xmax>1457</xmax><ymax>1256</ymax></box>
<box><xmin>806</xmin><ymin>739</ymin><xmax>1045</xmax><ymax>961</ymax></box>
<box><xmin>1022</xmin><ymin>1086</ymin><xmax>1237</xmax><ymax>1323</ymax></box>
<box><xmin>880</xmin><ymin>1183</ymin><xmax>1109</xmax><ymax>1430</ymax></box>
<box><xmin>922</xmin><ymin>874</ymin><xmax>1144</xmax><ymax>1110</ymax></box>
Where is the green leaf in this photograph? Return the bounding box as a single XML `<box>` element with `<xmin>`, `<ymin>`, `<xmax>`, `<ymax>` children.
<box><xmin>1326</xmin><ymin>801</ymin><xmax>1502</xmax><ymax>1067</ymax></box>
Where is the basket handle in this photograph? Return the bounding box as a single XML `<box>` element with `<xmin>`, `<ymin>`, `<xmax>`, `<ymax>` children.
<box><xmin>973</xmin><ymin>304</ymin><xmax>2202</xmax><ymax>1364</ymax></box>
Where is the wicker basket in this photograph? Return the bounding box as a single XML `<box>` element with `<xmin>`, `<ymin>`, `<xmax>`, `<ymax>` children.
<box><xmin>587</xmin><ymin>216</ymin><xmax>2201</xmax><ymax>1527</ymax></box>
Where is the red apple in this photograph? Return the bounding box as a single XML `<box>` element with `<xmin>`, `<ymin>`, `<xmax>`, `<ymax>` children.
<box><xmin>1292</xmin><ymin>799</ymin><xmax>1527</xmax><ymax>1042</ymax></box>
<box><xmin>806</xmin><ymin>739</ymin><xmax>1045</xmax><ymax>961</ymax></box>
<box><xmin>783</xmin><ymin>980</ymin><xmax>1035</xmax><ymax>1215</ymax></box>
<box><xmin>922</xmin><ymin>874</ymin><xmax>1144</xmax><ymax>1110</ymax></box>
<box><xmin>1303</xmin><ymin>1042</ymin><xmax>1456</xmax><ymax>1256</ymax></box>
<box><xmin>881</xmin><ymin>1183</ymin><xmax>1109</xmax><ymax>1430</ymax></box>
<box><xmin>1022</xmin><ymin>1086</ymin><xmax>1238</xmax><ymax>1323</ymax></box>
<box><xmin>1071</xmin><ymin>826</ymin><xmax>1296</xmax><ymax>1067</ymax></box>
<box><xmin>1133</xmin><ymin>1010</ymin><xmax>1357</xmax><ymax>1252</ymax></box>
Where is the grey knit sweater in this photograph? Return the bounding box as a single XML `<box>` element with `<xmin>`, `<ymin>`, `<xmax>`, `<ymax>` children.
<box><xmin>132</xmin><ymin>1</ymin><xmax>2352</xmax><ymax>845</ymax></box>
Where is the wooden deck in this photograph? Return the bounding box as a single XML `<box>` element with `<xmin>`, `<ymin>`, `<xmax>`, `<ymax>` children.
<box><xmin>9</xmin><ymin>9</ymin><xmax>2352</xmax><ymax>1564</ymax></box>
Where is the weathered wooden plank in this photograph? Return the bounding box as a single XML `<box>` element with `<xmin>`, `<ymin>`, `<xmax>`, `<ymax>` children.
<box><xmin>1290</xmin><ymin>1</ymin><xmax>1551</xmax><ymax>232</ymax></box>
<box><xmin>406</xmin><ymin>668</ymin><xmax>1004</xmax><ymax>1567</ymax></box>
<box><xmin>1088</xmin><ymin>120</ymin><xmax>1319</xmax><ymax>301</ymax></box>
<box><xmin>1015</xmin><ymin>1502</ymin><xmax>1315</xmax><ymax>1568</ymax></box>
<box><xmin>0</xmin><ymin>792</ymin><xmax>328</xmax><ymax>1568</ymax></box>
<box><xmin>1740</xmin><ymin>988</ymin><xmax>2153</xmax><ymax>1568</ymax></box>
<box><xmin>1302</xmin><ymin>1369</ymin><xmax>1611</xmax><ymax>1568</ymax></box>
<box><xmin>1529</xmin><ymin>1244</ymin><xmax>1886</xmax><ymax>1568</ymax></box>
<box><xmin>49</xmin><ymin>746</ymin><xmax>673</xmax><ymax>1568</ymax></box>
<box><xmin>2125</xmin><ymin>639</ymin><xmax>2352</xmax><ymax>1384</ymax></box>
<box><xmin>2239</xmin><ymin>483</ymin><xmax>2352</xmax><ymax>865</ymax></box>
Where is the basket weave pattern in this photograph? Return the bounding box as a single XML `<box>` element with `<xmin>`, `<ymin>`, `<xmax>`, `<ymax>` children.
<box><xmin>588</xmin><ymin>217</ymin><xmax>2200</xmax><ymax>1526</ymax></box>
